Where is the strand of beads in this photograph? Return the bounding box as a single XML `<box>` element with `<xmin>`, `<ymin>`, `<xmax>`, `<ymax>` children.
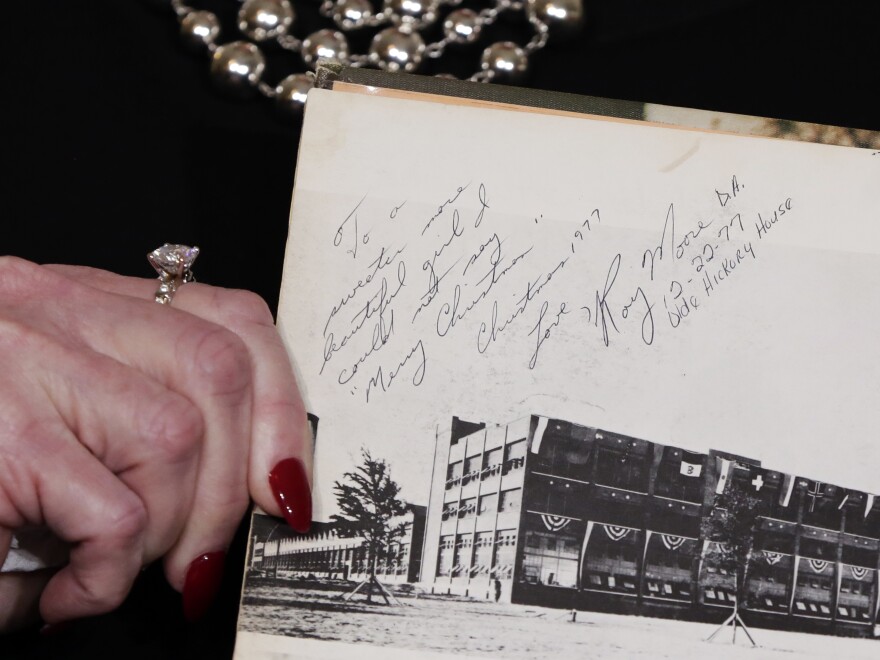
<box><xmin>168</xmin><ymin>0</ymin><xmax>584</xmax><ymax>116</ymax></box>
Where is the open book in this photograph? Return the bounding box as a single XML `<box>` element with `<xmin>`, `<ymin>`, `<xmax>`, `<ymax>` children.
<box><xmin>234</xmin><ymin>69</ymin><xmax>880</xmax><ymax>659</ymax></box>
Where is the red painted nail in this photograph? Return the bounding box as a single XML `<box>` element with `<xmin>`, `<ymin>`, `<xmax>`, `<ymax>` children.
<box><xmin>182</xmin><ymin>551</ymin><xmax>225</xmax><ymax>623</ymax></box>
<box><xmin>269</xmin><ymin>458</ymin><xmax>312</xmax><ymax>533</ymax></box>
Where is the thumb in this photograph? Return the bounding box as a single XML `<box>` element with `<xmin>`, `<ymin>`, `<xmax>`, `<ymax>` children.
<box><xmin>0</xmin><ymin>570</ymin><xmax>55</xmax><ymax>632</ymax></box>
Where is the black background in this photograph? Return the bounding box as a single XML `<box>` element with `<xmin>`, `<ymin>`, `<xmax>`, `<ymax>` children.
<box><xmin>2</xmin><ymin>0</ymin><xmax>878</xmax><ymax>657</ymax></box>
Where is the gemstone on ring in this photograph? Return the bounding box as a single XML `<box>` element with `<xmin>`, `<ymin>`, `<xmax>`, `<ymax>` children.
<box><xmin>149</xmin><ymin>244</ymin><xmax>200</xmax><ymax>279</ymax></box>
<box><xmin>148</xmin><ymin>244</ymin><xmax>200</xmax><ymax>305</ymax></box>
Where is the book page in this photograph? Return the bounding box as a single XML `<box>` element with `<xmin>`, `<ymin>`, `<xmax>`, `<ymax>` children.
<box><xmin>236</xmin><ymin>88</ymin><xmax>880</xmax><ymax>659</ymax></box>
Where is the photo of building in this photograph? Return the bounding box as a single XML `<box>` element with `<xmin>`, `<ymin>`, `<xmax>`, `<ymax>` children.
<box><xmin>250</xmin><ymin>504</ymin><xmax>426</xmax><ymax>585</ymax></box>
<box><xmin>421</xmin><ymin>415</ymin><xmax>880</xmax><ymax>639</ymax></box>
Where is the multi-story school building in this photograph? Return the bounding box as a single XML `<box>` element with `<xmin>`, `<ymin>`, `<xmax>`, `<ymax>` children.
<box><xmin>421</xmin><ymin>415</ymin><xmax>880</xmax><ymax>638</ymax></box>
<box><xmin>250</xmin><ymin>504</ymin><xmax>426</xmax><ymax>585</ymax></box>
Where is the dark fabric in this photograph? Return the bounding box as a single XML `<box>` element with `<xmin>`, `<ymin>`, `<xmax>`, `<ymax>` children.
<box><xmin>2</xmin><ymin>1</ymin><xmax>878</xmax><ymax>658</ymax></box>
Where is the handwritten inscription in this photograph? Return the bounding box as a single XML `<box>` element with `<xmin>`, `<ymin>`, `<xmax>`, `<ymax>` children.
<box><xmin>318</xmin><ymin>173</ymin><xmax>794</xmax><ymax>402</ymax></box>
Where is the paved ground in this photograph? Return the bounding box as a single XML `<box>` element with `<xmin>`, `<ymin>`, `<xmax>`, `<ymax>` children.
<box><xmin>237</xmin><ymin>578</ymin><xmax>879</xmax><ymax>659</ymax></box>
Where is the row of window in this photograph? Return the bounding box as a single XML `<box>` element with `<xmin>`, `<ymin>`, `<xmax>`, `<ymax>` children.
<box><xmin>442</xmin><ymin>488</ymin><xmax>523</xmax><ymax>520</ymax></box>
<box><xmin>445</xmin><ymin>441</ymin><xmax>527</xmax><ymax>489</ymax></box>
<box><xmin>436</xmin><ymin>530</ymin><xmax>517</xmax><ymax>578</ymax></box>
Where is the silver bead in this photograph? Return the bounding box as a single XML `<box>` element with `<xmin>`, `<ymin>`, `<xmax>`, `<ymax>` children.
<box><xmin>238</xmin><ymin>0</ymin><xmax>295</xmax><ymax>41</ymax></box>
<box><xmin>210</xmin><ymin>41</ymin><xmax>266</xmax><ymax>96</ymax></box>
<box><xmin>481</xmin><ymin>42</ymin><xmax>529</xmax><ymax>83</ymax></box>
<box><xmin>276</xmin><ymin>73</ymin><xmax>313</xmax><ymax>116</ymax></box>
<box><xmin>526</xmin><ymin>0</ymin><xmax>584</xmax><ymax>41</ymax></box>
<box><xmin>384</xmin><ymin>0</ymin><xmax>438</xmax><ymax>25</ymax></box>
<box><xmin>369</xmin><ymin>26</ymin><xmax>426</xmax><ymax>72</ymax></box>
<box><xmin>333</xmin><ymin>0</ymin><xmax>373</xmax><ymax>30</ymax></box>
<box><xmin>301</xmin><ymin>29</ymin><xmax>350</xmax><ymax>68</ymax></box>
<box><xmin>443</xmin><ymin>9</ymin><xmax>481</xmax><ymax>44</ymax></box>
<box><xmin>180</xmin><ymin>10</ymin><xmax>221</xmax><ymax>50</ymax></box>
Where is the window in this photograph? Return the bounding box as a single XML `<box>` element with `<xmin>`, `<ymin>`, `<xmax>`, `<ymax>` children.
<box><xmin>482</xmin><ymin>448</ymin><xmax>504</xmax><ymax>478</ymax></box>
<box><xmin>492</xmin><ymin>530</ymin><xmax>517</xmax><ymax>578</ymax></box>
<box><xmin>453</xmin><ymin>534</ymin><xmax>473</xmax><ymax>576</ymax></box>
<box><xmin>446</xmin><ymin>461</ymin><xmax>462</xmax><ymax>489</ymax></box>
<box><xmin>462</xmin><ymin>455</ymin><xmax>482</xmax><ymax>485</ymax></box>
<box><xmin>437</xmin><ymin>535</ymin><xmax>454</xmax><ymax>577</ymax></box>
<box><xmin>842</xmin><ymin>545</ymin><xmax>876</xmax><ymax>567</ymax></box>
<box><xmin>499</xmin><ymin>488</ymin><xmax>522</xmax><ymax>513</ymax></box>
<box><xmin>442</xmin><ymin>501</ymin><xmax>458</xmax><ymax>521</ymax></box>
<box><xmin>800</xmin><ymin>538</ymin><xmax>836</xmax><ymax>561</ymax></box>
<box><xmin>520</xmin><ymin>529</ymin><xmax>579</xmax><ymax>588</ymax></box>
<box><xmin>653</xmin><ymin>447</ymin><xmax>704</xmax><ymax>503</ymax></box>
<box><xmin>594</xmin><ymin>443</ymin><xmax>648</xmax><ymax>492</ymax></box>
<box><xmin>531</xmin><ymin>425</ymin><xmax>593</xmax><ymax>480</ymax></box>
<box><xmin>801</xmin><ymin>485</ymin><xmax>842</xmax><ymax>531</ymax></box>
<box><xmin>504</xmin><ymin>440</ymin><xmax>527</xmax><ymax>473</ymax></box>
<box><xmin>473</xmin><ymin>532</ymin><xmax>494</xmax><ymax>575</ymax></box>
<box><xmin>527</xmin><ymin>477</ymin><xmax>583</xmax><ymax>519</ymax></box>
<box><xmin>459</xmin><ymin>497</ymin><xmax>477</xmax><ymax>519</ymax></box>
<box><xmin>478</xmin><ymin>493</ymin><xmax>498</xmax><ymax>515</ymax></box>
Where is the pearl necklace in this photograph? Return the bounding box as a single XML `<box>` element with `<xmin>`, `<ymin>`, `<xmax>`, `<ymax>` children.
<box><xmin>163</xmin><ymin>0</ymin><xmax>585</xmax><ymax>116</ymax></box>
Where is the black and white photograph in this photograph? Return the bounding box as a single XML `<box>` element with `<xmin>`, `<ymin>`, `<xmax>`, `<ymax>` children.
<box><xmin>233</xmin><ymin>88</ymin><xmax>879</xmax><ymax>659</ymax></box>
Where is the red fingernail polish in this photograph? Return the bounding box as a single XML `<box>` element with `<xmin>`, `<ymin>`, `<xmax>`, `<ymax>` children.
<box><xmin>269</xmin><ymin>458</ymin><xmax>312</xmax><ymax>533</ymax></box>
<box><xmin>182</xmin><ymin>551</ymin><xmax>226</xmax><ymax>623</ymax></box>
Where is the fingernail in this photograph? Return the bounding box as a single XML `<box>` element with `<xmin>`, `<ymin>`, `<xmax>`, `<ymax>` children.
<box><xmin>182</xmin><ymin>551</ymin><xmax>226</xmax><ymax>623</ymax></box>
<box><xmin>40</xmin><ymin>621</ymin><xmax>73</xmax><ymax>637</ymax></box>
<box><xmin>269</xmin><ymin>458</ymin><xmax>312</xmax><ymax>533</ymax></box>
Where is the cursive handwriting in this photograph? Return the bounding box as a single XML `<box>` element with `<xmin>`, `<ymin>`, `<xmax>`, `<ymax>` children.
<box><xmin>334</xmin><ymin>194</ymin><xmax>370</xmax><ymax>259</ymax></box>
<box><xmin>366</xmin><ymin>339</ymin><xmax>427</xmax><ymax>402</ymax></box>
<box><xmin>318</xmin><ymin>173</ymin><xmax>796</xmax><ymax>398</ymax></box>
<box><xmin>323</xmin><ymin>244</ymin><xmax>406</xmax><ymax>337</ymax></box>
<box><xmin>528</xmin><ymin>301</ymin><xmax>569</xmax><ymax>369</ymax></box>
<box><xmin>621</xmin><ymin>286</ymin><xmax>655</xmax><ymax>345</ymax></box>
<box><xmin>477</xmin><ymin>256</ymin><xmax>569</xmax><ymax>353</ymax></box>
<box><xmin>421</xmin><ymin>184</ymin><xmax>470</xmax><ymax>235</ymax></box>
<box><xmin>323</xmin><ymin>262</ymin><xmax>406</xmax><ymax>376</ymax></box>
<box><xmin>642</xmin><ymin>203</ymin><xmax>676</xmax><ymax>280</ymax></box>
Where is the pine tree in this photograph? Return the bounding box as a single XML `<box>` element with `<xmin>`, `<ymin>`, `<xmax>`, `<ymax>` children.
<box><xmin>331</xmin><ymin>448</ymin><xmax>408</xmax><ymax>603</ymax></box>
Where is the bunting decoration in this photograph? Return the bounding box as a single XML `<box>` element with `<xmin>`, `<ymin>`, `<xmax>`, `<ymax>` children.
<box><xmin>708</xmin><ymin>541</ymin><xmax>732</xmax><ymax>555</ymax></box>
<box><xmin>531</xmin><ymin>416</ymin><xmax>549</xmax><ymax>454</ymax></box>
<box><xmin>808</xmin><ymin>558</ymin><xmax>830</xmax><ymax>574</ymax></box>
<box><xmin>867</xmin><ymin>494</ymin><xmax>875</xmax><ymax>519</ymax></box>
<box><xmin>851</xmin><ymin>566</ymin><xmax>870</xmax><ymax>581</ymax></box>
<box><xmin>541</xmin><ymin>514</ymin><xmax>572</xmax><ymax>532</ymax></box>
<box><xmin>603</xmin><ymin>524</ymin><xmax>632</xmax><ymax>542</ymax></box>
<box><xmin>661</xmin><ymin>534</ymin><xmax>687</xmax><ymax>551</ymax></box>
<box><xmin>838</xmin><ymin>491</ymin><xmax>849</xmax><ymax>510</ymax></box>
<box><xmin>764</xmin><ymin>551</ymin><xmax>784</xmax><ymax>566</ymax></box>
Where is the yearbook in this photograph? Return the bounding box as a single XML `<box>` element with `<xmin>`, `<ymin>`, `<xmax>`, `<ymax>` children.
<box><xmin>233</xmin><ymin>69</ymin><xmax>880</xmax><ymax>659</ymax></box>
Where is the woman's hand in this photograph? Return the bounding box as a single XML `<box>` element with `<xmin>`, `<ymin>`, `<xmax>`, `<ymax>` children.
<box><xmin>0</xmin><ymin>256</ymin><xmax>312</xmax><ymax>630</ymax></box>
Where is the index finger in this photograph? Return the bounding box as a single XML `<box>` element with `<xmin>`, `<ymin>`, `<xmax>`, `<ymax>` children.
<box><xmin>46</xmin><ymin>266</ymin><xmax>313</xmax><ymax>532</ymax></box>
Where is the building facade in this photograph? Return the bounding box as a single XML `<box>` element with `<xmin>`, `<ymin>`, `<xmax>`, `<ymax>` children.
<box><xmin>421</xmin><ymin>415</ymin><xmax>880</xmax><ymax>638</ymax></box>
<box><xmin>250</xmin><ymin>505</ymin><xmax>426</xmax><ymax>585</ymax></box>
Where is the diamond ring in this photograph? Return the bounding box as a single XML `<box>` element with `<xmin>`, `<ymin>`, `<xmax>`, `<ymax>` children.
<box><xmin>148</xmin><ymin>244</ymin><xmax>200</xmax><ymax>305</ymax></box>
